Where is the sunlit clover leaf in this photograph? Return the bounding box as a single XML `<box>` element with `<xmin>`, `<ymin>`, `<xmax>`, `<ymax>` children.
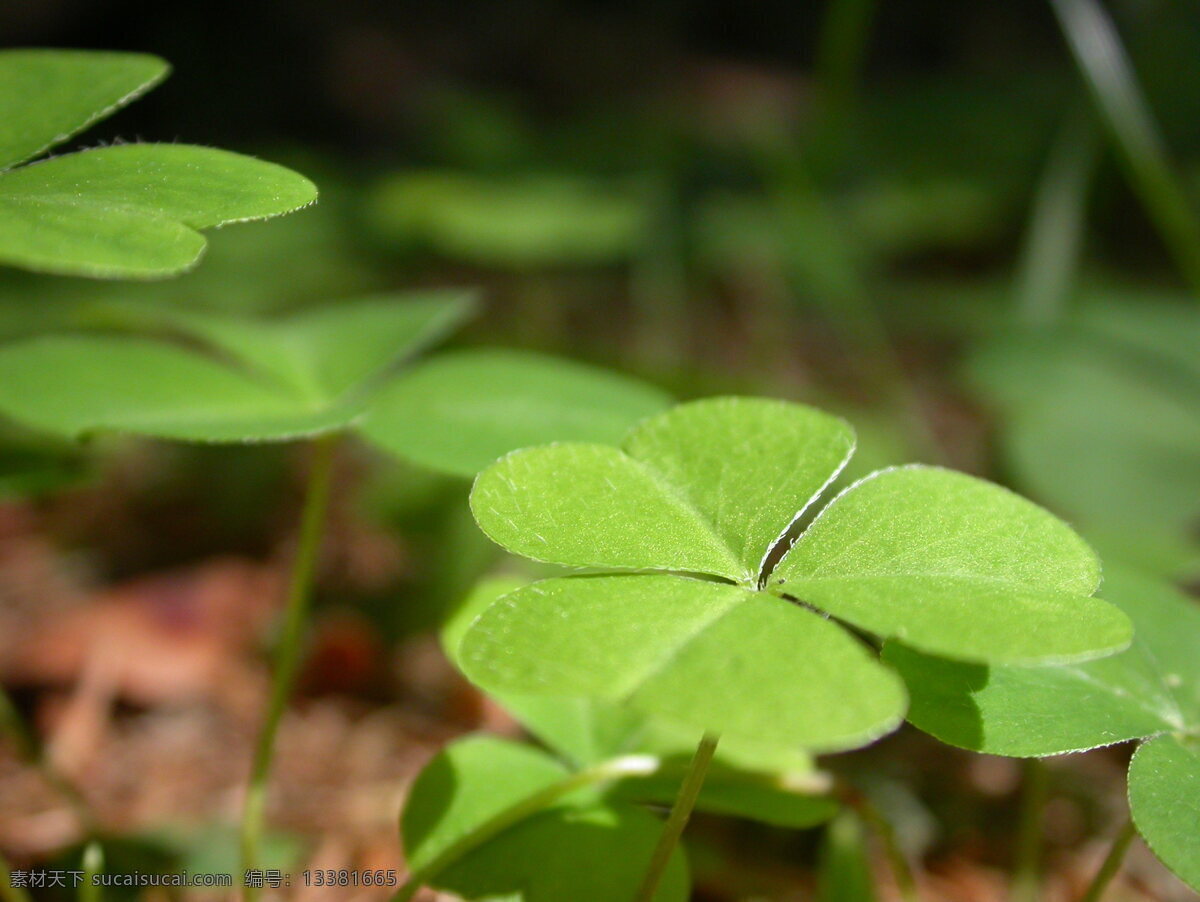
<box><xmin>771</xmin><ymin>466</ymin><xmax>1127</xmax><ymax>664</ymax></box>
<box><xmin>0</xmin><ymin>293</ymin><xmax>473</xmax><ymax>443</ymax></box>
<box><xmin>0</xmin><ymin>50</ymin><xmax>317</xmax><ymax>278</ymax></box>
<box><xmin>471</xmin><ymin>397</ymin><xmax>856</xmax><ymax>583</ymax></box>
<box><xmin>882</xmin><ymin>567</ymin><xmax>1200</xmax><ymax>890</ymax></box>
<box><xmin>444</xmin><ymin>578</ymin><xmax>837</xmax><ymax>829</ymax></box>
<box><xmin>882</xmin><ymin>567</ymin><xmax>1197</xmax><ymax>756</ymax></box>
<box><xmin>462</xmin><ymin>573</ymin><xmax>902</xmax><ymax>752</ymax></box>
<box><xmin>360</xmin><ymin>349</ymin><xmax>673</xmax><ymax>478</ymax></box>
<box><xmin>463</xmin><ymin>397</ymin><xmax>1129</xmax><ymax>752</ymax></box>
<box><xmin>402</xmin><ymin>735</ymin><xmax>688</xmax><ymax>901</ymax></box>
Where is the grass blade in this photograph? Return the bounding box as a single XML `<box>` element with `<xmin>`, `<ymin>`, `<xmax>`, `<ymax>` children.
<box><xmin>1049</xmin><ymin>0</ymin><xmax>1200</xmax><ymax>295</ymax></box>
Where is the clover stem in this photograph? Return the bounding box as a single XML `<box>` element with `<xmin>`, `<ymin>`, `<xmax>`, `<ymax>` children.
<box><xmin>0</xmin><ymin>849</ymin><xmax>33</xmax><ymax>902</ymax></box>
<box><xmin>854</xmin><ymin>792</ymin><xmax>922</xmax><ymax>902</ymax></box>
<box><xmin>1079</xmin><ymin>818</ymin><xmax>1136</xmax><ymax>902</ymax></box>
<box><xmin>80</xmin><ymin>840</ymin><xmax>104</xmax><ymax>902</ymax></box>
<box><xmin>1012</xmin><ymin>758</ymin><xmax>1049</xmax><ymax>902</ymax></box>
<box><xmin>634</xmin><ymin>732</ymin><xmax>720</xmax><ymax>902</ymax></box>
<box><xmin>392</xmin><ymin>754</ymin><xmax>661</xmax><ymax>902</ymax></box>
<box><xmin>239</xmin><ymin>435</ymin><xmax>338</xmax><ymax>900</ymax></box>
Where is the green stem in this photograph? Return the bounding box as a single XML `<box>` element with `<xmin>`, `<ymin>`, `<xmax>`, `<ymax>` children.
<box><xmin>633</xmin><ymin>732</ymin><xmax>720</xmax><ymax>902</ymax></box>
<box><xmin>1079</xmin><ymin>819</ymin><xmax>1136</xmax><ymax>902</ymax></box>
<box><xmin>1011</xmin><ymin>759</ymin><xmax>1049</xmax><ymax>902</ymax></box>
<box><xmin>79</xmin><ymin>840</ymin><xmax>103</xmax><ymax>902</ymax></box>
<box><xmin>855</xmin><ymin>793</ymin><xmax>921</xmax><ymax>902</ymax></box>
<box><xmin>392</xmin><ymin>754</ymin><xmax>660</xmax><ymax>902</ymax></box>
<box><xmin>0</xmin><ymin>850</ymin><xmax>33</xmax><ymax>902</ymax></box>
<box><xmin>239</xmin><ymin>435</ymin><xmax>338</xmax><ymax>900</ymax></box>
<box><xmin>1049</xmin><ymin>0</ymin><xmax>1200</xmax><ymax>297</ymax></box>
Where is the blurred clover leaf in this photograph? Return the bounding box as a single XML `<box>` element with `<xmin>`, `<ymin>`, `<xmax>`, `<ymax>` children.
<box><xmin>0</xmin><ymin>293</ymin><xmax>475</xmax><ymax>443</ymax></box>
<box><xmin>0</xmin><ymin>49</ymin><xmax>317</xmax><ymax>278</ymax></box>
<box><xmin>460</xmin><ymin>397</ymin><xmax>1130</xmax><ymax>752</ymax></box>
<box><xmin>367</xmin><ymin>170</ymin><xmax>649</xmax><ymax>267</ymax></box>
<box><xmin>968</xmin><ymin>297</ymin><xmax>1200</xmax><ymax>577</ymax></box>
<box><xmin>0</xmin><ymin>294</ymin><xmax>670</xmax><ymax>475</ymax></box>
<box><xmin>360</xmin><ymin>349</ymin><xmax>672</xmax><ymax>478</ymax></box>
<box><xmin>883</xmin><ymin>565</ymin><xmax>1200</xmax><ymax>891</ymax></box>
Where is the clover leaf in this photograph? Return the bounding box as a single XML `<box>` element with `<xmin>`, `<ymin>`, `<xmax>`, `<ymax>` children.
<box><xmin>0</xmin><ymin>294</ymin><xmax>673</xmax><ymax>477</ymax></box>
<box><xmin>360</xmin><ymin>349</ymin><xmax>673</xmax><ymax>478</ymax></box>
<box><xmin>883</xmin><ymin>566</ymin><xmax>1200</xmax><ymax>890</ymax></box>
<box><xmin>0</xmin><ymin>293</ymin><xmax>474</xmax><ymax>443</ymax></box>
<box><xmin>461</xmin><ymin>397</ymin><xmax>1130</xmax><ymax>752</ymax></box>
<box><xmin>0</xmin><ymin>49</ymin><xmax>317</xmax><ymax>278</ymax></box>
<box><xmin>443</xmin><ymin>578</ymin><xmax>837</xmax><ymax>828</ymax></box>
<box><xmin>968</xmin><ymin>298</ymin><xmax>1200</xmax><ymax>576</ymax></box>
<box><xmin>401</xmin><ymin>735</ymin><xmax>689</xmax><ymax>902</ymax></box>
<box><xmin>1129</xmin><ymin>735</ymin><xmax>1200</xmax><ymax>891</ymax></box>
<box><xmin>367</xmin><ymin>171</ymin><xmax>649</xmax><ymax>267</ymax></box>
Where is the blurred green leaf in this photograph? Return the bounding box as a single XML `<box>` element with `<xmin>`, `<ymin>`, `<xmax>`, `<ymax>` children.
<box><xmin>402</xmin><ymin>735</ymin><xmax>688</xmax><ymax>901</ymax></box>
<box><xmin>362</xmin><ymin>349</ymin><xmax>672</xmax><ymax>478</ymax></box>
<box><xmin>368</xmin><ymin>171</ymin><xmax>648</xmax><ymax>267</ymax></box>
<box><xmin>1013</xmin><ymin>112</ymin><xmax>1099</xmax><ymax>327</ymax></box>
<box><xmin>0</xmin><ymin>49</ymin><xmax>168</xmax><ymax>170</ymax></box>
<box><xmin>141</xmin><ymin>292</ymin><xmax>474</xmax><ymax>400</ymax></box>
<box><xmin>1128</xmin><ymin>734</ymin><xmax>1200</xmax><ymax>891</ymax></box>
<box><xmin>969</xmin><ymin>300</ymin><xmax>1200</xmax><ymax>572</ymax></box>
<box><xmin>0</xmin><ymin>424</ymin><xmax>88</xmax><ymax>498</ymax></box>
<box><xmin>0</xmin><ymin>294</ymin><xmax>471</xmax><ymax>443</ymax></box>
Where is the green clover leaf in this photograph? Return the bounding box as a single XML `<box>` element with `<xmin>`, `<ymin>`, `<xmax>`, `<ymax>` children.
<box><xmin>0</xmin><ymin>293</ymin><xmax>474</xmax><ymax>443</ymax></box>
<box><xmin>461</xmin><ymin>397</ymin><xmax>1130</xmax><ymax>752</ymax></box>
<box><xmin>360</xmin><ymin>349</ymin><xmax>672</xmax><ymax>478</ymax></box>
<box><xmin>0</xmin><ymin>294</ymin><xmax>671</xmax><ymax>478</ymax></box>
<box><xmin>883</xmin><ymin>565</ymin><xmax>1200</xmax><ymax>890</ymax></box>
<box><xmin>402</xmin><ymin>735</ymin><xmax>690</xmax><ymax>902</ymax></box>
<box><xmin>444</xmin><ymin>578</ymin><xmax>837</xmax><ymax>829</ymax></box>
<box><xmin>0</xmin><ymin>49</ymin><xmax>317</xmax><ymax>278</ymax></box>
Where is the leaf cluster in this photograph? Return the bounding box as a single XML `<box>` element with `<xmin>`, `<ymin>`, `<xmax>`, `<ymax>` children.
<box><xmin>0</xmin><ymin>49</ymin><xmax>317</xmax><ymax>278</ymax></box>
<box><xmin>459</xmin><ymin>397</ymin><xmax>1130</xmax><ymax>753</ymax></box>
